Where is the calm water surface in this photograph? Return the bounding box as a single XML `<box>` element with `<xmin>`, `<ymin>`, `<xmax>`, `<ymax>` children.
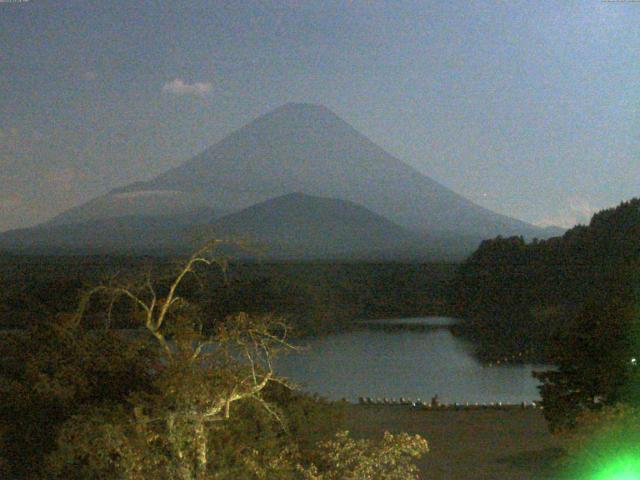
<box><xmin>275</xmin><ymin>317</ymin><xmax>550</xmax><ymax>404</ymax></box>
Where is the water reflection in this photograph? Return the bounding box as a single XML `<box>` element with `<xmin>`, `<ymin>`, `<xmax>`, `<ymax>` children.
<box><xmin>360</xmin><ymin>316</ymin><xmax>459</xmax><ymax>327</ymax></box>
<box><xmin>275</xmin><ymin>319</ymin><xmax>549</xmax><ymax>404</ymax></box>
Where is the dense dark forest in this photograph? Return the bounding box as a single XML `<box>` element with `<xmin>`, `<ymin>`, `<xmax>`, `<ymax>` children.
<box><xmin>0</xmin><ymin>256</ymin><xmax>455</xmax><ymax>335</ymax></box>
<box><xmin>450</xmin><ymin>198</ymin><xmax>640</xmax><ymax>363</ymax></box>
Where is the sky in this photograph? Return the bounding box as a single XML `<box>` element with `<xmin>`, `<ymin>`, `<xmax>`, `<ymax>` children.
<box><xmin>1</xmin><ymin>0</ymin><xmax>639</xmax><ymax>232</ymax></box>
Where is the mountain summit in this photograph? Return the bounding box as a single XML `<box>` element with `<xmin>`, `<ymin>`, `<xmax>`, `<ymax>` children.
<box><xmin>57</xmin><ymin>102</ymin><xmax>540</xmax><ymax>238</ymax></box>
<box><xmin>10</xmin><ymin>103</ymin><xmax>553</xmax><ymax>256</ymax></box>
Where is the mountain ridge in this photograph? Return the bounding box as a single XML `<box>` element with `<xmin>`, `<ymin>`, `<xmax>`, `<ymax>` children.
<box><xmin>6</xmin><ymin>103</ymin><xmax>561</xmax><ymax>258</ymax></box>
<box><xmin>109</xmin><ymin>102</ymin><xmax>546</xmax><ymax>238</ymax></box>
<box><xmin>0</xmin><ymin>193</ymin><xmax>479</xmax><ymax>260</ymax></box>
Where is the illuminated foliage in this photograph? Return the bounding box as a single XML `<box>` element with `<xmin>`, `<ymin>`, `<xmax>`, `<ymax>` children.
<box><xmin>299</xmin><ymin>430</ymin><xmax>428</xmax><ymax>480</ymax></box>
<box><xmin>1</xmin><ymin>242</ymin><xmax>429</xmax><ymax>479</ymax></box>
<box><xmin>0</xmin><ymin>316</ymin><xmax>157</xmax><ymax>478</ymax></box>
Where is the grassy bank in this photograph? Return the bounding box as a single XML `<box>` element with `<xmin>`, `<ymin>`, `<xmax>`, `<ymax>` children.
<box><xmin>343</xmin><ymin>404</ymin><xmax>566</xmax><ymax>479</ymax></box>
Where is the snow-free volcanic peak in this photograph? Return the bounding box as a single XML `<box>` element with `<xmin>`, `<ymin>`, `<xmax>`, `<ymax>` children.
<box><xmin>36</xmin><ymin>103</ymin><xmax>551</xmax><ymax>253</ymax></box>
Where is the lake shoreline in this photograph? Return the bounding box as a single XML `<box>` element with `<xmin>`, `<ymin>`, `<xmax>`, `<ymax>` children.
<box><xmin>343</xmin><ymin>404</ymin><xmax>566</xmax><ymax>479</ymax></box>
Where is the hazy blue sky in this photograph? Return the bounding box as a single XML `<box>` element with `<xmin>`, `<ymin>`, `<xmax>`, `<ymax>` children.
<box><xmin>1</xmin><ymin>0</ymin><xmax>638</xmax><ymax>232</ymax></box>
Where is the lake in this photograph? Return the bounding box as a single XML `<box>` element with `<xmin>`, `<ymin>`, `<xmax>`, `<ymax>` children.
<box><xmin>275</xmin><ymin>317</ymin><xmax>550</xmax><ymax>404</ymax></box>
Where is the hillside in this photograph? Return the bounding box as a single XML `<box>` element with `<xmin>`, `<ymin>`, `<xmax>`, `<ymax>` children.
<box><xmin>2</xmin><ymin>103</ymin><xmax>558</xmax><ymax>257</ymax></box>
<box><xmin>0</xmin><ymin>193</ymin><xmax>476</xmax><ymax>259</ymax></box>
<box><xmin>449</xmin><ymin>197</ymin><xmax>640</xmax><ymax>361</ymax></box>
<box><xmin>209</xmin><ymin>192</ymin><xmax>430</xmax><ymax>259</ymax></box>
<box><xmin>0</xmin><ymin>209</ymin><xmax>217</xmax><ymax>254</ymax></box>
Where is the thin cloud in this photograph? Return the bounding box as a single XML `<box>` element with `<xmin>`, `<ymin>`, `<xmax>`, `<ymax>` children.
<box><xmin>162</xmin><ymin>78</ymin><xmax>213</xmax><ymax>97</ymax></box>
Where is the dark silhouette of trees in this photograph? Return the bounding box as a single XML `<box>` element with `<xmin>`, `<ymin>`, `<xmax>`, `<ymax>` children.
<box><xmin>534</xmin><ymin>294</ymin><xmax>640</xmax><ymax>432</ymax></box>
<box><xmin>450</xmin><ymin>198</ymin><xmax>640</xmax><ymax>428</ymax></box>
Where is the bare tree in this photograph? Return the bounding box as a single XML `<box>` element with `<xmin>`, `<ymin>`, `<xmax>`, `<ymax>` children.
<box><xmin>50</xmin><ymin>240</ymin><xmax>429</xmax><ymax>480</ymax></box>
<box><xmin>69</xmin><ymin>239</ymin><xmax>296</xmax><ymax>479</ymax></box>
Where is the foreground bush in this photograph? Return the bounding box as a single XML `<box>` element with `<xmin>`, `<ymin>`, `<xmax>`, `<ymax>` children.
<box><xmin>1</xmin><ymin>242</ymin><xmax>428</xmax><ymax>479</ymax></box>
<box><xmin>0</xmin><ymin>317</ymin><xmax>157</xmax><ymax>478</ymax></box>
<box><xmin>299</xmin><ymin>430</ymin><xmax>428</xmax><ymax>480</ymax></box>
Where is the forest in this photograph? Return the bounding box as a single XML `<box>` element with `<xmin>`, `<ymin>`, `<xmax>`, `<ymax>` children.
<box><xmin>450</xmin><ymin>198</ymin><xmax>640</xmax><ymax>362</ymax></box>
<box><xmin>0</xmin><ymin>257</ymin><xmax>454</xmax><ymax>334</ymax></box>
<box><xmin>450</xmin><ymin>198</ymin><xmax>640</xmax><ymax>433</ymax></box>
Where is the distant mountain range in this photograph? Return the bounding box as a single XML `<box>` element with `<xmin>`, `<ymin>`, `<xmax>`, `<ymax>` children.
<box><xmin>0</xmin><ymin>103</ymin><xmax>562</xmax><ymax>259</ymax></box>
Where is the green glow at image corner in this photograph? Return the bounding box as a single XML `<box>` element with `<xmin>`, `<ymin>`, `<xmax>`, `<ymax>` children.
<box><xmin>589</xmin><ymin>456</ymin><xmax>640</xmax><ymax>480</ymax></box>
<box><xmin>586</xmin><ymin>283</ymin><xmax>640</xmax><ymax>480</ymax></box>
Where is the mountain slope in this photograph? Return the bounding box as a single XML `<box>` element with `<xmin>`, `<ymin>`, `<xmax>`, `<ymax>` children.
<box><xmin>49</xmin><ymin>103</ymin><xmax>548</xmax><ymax>240</ymax></box>
<box><xmin>48</xmin><ymin>190</ymin><xmax>212</xmax><ymax>226</ymax></box>
<box><xmin>209</xmin><ymin>192</ymin><xmax>431</xmax><ymax>259</ymax></box>
<box><xmin>0</xmin><ymin>209</ymin><xmax>218</xmax><ymax>254</ymax></box>
<box><xmin>0</xmin><ymin>193</ymin><xmax>480</xmax><ymax>259</ymax></box>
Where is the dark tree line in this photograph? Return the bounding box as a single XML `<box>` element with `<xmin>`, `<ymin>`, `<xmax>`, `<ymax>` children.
<box><xmin>0</xmin><ymin>258</ymin><xmax>455</xmax><ymax>334</ymax></box>
<box><xmin>450</xmin><ymin>198</ymin><xmax>640</xmax><ymax>429</ymax></box>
